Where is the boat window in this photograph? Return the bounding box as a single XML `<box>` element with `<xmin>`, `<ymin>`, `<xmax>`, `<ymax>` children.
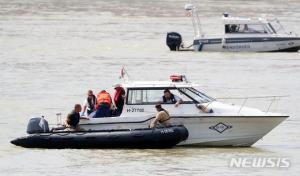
<box><xmin>225</xmin><ymin>24</ymin><xmax>268</xmax><ymax>34</ymax></box>
<box><xmin>126</xmin><ymin>88</ymin><xmax>194</xmax><ymax>105</ymax></box>
<box><xmin>225</xmin><ymin>24</ymin><xmax>239</xmax><ymax>33</ymax></box>
<box><xmin>225</xmin><ymin>24</ymin><xmax>231</xmax><ymax>33</ymax></box>
<box><xmin>127</xmin><ymin>89</ymin><xmax>143</xmax><ymax>104</ymax></box>
<box><xmin>178</xmin><ymin>88</ymin><xmax>214</xmax><ymax>104</ymax></box>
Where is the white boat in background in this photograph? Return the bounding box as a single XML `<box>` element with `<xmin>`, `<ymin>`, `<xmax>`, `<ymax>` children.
<box><xmin>65</xmin><ymin>75</ymin><xmax>288</xmax><ymax>147</ymax></box>
<box><xmin>166</xmin><ymin>4</ymin><xmax>300</xmax><ymax>52</ymax></box>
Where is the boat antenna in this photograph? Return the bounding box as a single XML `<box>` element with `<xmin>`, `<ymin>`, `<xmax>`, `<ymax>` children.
<box><xmin>185</xmin><ymin>3</ymin><xmax>203</xmax><ymax>37</ymax></box>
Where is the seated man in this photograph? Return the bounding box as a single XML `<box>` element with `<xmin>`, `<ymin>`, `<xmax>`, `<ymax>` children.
<box><xmin>150</xmin><ymin>104</ymin><xmax>171</xmax><ymax>128</ymax></box>
<box><xmin>242</xmin><ymin>24</ymin><xmax>249</xmax><ymax>33</ymax></box>
<box><xmin>230</xmin><ymin>24</ymin><xmax>238</xmax><ymax>33</ymax></box>
<box><xmin>94</xmin><ymin>90</ymin><xmax>112</xmax><ymax>118</ymax></box>
<box><xmin>65</xmin><ymin>104</ymin><xmax>88</xmax><ymax>131</ymax></box>
<box><xmin>160</xmin><ymin>88</ymin><xmax>182</xmax><ymax>107</ymax></box>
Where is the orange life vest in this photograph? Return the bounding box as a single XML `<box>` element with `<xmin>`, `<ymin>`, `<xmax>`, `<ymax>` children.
<box><xmin>97</xmin><ymin>91</ymin><xmax>112</xmax><ymax>107</ymax></box>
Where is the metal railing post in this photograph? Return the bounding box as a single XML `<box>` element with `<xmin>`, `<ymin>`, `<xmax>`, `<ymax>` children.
<box><xmin>238</xmin><ymin>98</ymin><xmax>248</xmax><ymax>114</ymax></box>
<box><xmin>56</xmin><ymin>113</ymin><xmax>62</xmax><ymax>126</ymax></box>
<box><xmin>266</xmin><ymin>96</ymin><xmax>276</xmax><ymax>113</ymax></box>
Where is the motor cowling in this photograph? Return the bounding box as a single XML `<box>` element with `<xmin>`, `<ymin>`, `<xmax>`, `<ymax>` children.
<box><xmin>27</xmin><ymin>117</ymin><xmax>49</xmax><ymax>134</ymax></box>
<box><xmin>166</xmin><ymin>32</ymin><xmax>182</xmax><ymax>51</ymax></box>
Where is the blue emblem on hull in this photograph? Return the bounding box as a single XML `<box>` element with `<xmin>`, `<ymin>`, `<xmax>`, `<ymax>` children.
<box><xmin>209</xmin><ymin>122</ymin><xmax>232</xmax><ymax>133</ymax></box>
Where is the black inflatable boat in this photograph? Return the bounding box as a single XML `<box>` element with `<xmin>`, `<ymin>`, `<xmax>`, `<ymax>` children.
<box><xmin>11</xmin><ymin>118</ymin><xmax>188</xmax><ymax>149</ymax></box>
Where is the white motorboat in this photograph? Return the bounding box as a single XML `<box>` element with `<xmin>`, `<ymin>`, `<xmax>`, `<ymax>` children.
<box><xmin>72</xmin><ymin>75</ymin><xmax>288</xmax><ymax>147</ymax></box>
<box><xmin>166</xmin><ymin>4</ymin><xmax>300</xmax><ymax>52</ymax></box>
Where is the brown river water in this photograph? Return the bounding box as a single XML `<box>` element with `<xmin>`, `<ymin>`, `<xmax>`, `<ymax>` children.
<box><xmin>0</xmin><ymin>0</ymin><xmax>300</xmax><ymax>175</ymax></box>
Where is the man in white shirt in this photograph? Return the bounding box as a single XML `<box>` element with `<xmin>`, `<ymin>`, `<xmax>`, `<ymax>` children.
<box><xmin>82</xmin><ymin>90</ymin><xmax>97</xmax><ymax>116</ymax></box>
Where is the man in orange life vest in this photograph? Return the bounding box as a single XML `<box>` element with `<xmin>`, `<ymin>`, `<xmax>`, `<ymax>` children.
<box><xmin>94</xmin><ymin>90</ymin><xmax>112</xmax><ymax>118</ymax></box>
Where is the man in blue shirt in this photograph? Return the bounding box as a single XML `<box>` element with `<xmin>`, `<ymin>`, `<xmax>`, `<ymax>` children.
<box><xmin>160</xmin><ymin>89</ymin><xmax>183</xmax><ymax>107</ymax></box>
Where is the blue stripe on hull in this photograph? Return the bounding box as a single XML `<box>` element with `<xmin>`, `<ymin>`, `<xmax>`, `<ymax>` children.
<box><xmin>193</xmin><ymin>37</ymin><xmax>300</xmax><ymax>52</ymax></box>
<box><xmin>194</xmin><ymin>37</ymin><xmax>300</xmax><ymax>45</ymax></box>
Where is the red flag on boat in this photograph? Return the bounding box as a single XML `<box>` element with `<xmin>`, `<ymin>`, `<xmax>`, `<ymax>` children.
<box><xmin>185</xmin><ymin>10</ymin><xmax>192</xmax><ymax>17</ymax></box>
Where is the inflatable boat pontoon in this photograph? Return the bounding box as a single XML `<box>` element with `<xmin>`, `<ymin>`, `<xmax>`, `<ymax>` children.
<box><xmin>11</xmin><ymin>123</ymin><xmax>188</xmax><ymax>149</ymax></box>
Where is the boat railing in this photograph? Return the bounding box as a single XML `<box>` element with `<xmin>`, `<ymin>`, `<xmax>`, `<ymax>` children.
<box><xmin>56</xmin><ymin>113</ymin><xmax>63</xmax><ymax>126</ymax></box>
<box><xmin>185</xmin><ymin>4</ymin><xmax>203</xmax><ymax>37</ymax></box>
<box><xmin>216</xmin><ymin>95</ymin><xmax>288</xmax><ymax>114</ymax></box>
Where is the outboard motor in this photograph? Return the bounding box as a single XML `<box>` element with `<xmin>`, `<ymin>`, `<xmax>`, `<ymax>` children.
<box><xmin>166</xmin><ymin>32</ymin><xmax>182</xmax><ymax>51</ymax></box>
<box><xmin>26</xmin><ymin>117</ymin><xmax>49</xmax><ymax>134</ymax></box>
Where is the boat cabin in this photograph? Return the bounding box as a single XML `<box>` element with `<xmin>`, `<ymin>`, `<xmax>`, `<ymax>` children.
<box><xmin>117</xmin><ymin>75</ymin><xmax>215</xmax><ymax>117</ymax></box>
<box><xmin>222</xmin><ymin>14</ymin><xmax>285</xmax><ymax>35</ymax></box>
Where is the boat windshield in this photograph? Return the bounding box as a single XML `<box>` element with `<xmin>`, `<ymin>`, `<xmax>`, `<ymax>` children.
<box><xmin>126</xmin><ymin>87</ymin><xmax>215</xmax><ymax>105</ymax></box>
<box><xmin>178</xmin><ymin>87</ymin><xmax>215</xmax><ymax>103</ymax></box>
<box><xmin>268</xmin><ymin>19</ymin><xmax>286</xmax><ymax>34</ymax></box>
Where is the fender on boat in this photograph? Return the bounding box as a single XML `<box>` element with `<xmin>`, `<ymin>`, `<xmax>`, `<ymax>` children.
<box><xmin>198</xmin><ymin>42</ymin><xmax>203</xmax><ymax>51</ymax></box>
<box><xmin>11</xmin><ymin>125</ymin><xmax>189</xmax><ymax>149</ymax></box>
